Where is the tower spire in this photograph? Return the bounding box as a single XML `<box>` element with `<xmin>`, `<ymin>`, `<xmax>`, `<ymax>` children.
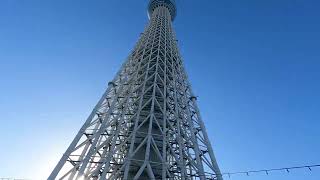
<box><xmin>49</xmin><ymin>1</ymin><xmax>223</xmax><ymax>179</ymax></box>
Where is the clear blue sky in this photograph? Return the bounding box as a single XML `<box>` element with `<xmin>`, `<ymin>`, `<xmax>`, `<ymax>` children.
<box><xmin>0</xmin><ymin>0</ymin><xmax>319</xmax><ymax>179</ymax></box>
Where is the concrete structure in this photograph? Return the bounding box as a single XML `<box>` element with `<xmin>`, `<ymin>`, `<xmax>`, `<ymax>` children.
<box><xmin>48</xmin><ymin>0</ymin><xmax>223</xmax><ymax>179</ymax></box>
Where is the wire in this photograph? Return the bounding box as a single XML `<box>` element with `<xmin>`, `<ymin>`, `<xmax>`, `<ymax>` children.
<box><xmin>220</xmin><ymin>164</ymin><xmax>320</xmax><ymax>178</ymax></box>
<box><xmin>1</xmin><ymin>164</ymin><xmax>319</xmax><ymax>179</ymax></box>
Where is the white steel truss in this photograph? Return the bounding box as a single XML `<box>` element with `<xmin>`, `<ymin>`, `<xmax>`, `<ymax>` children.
<box><xmin>49</xmin><ymin>1</ymin><xmax>223</xmax><ymax>180</ymax></box>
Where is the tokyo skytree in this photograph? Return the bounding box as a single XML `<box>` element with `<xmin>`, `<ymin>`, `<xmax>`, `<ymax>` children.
<box><xmin>48</xmin><ymin>0</ymin><xmax>223</xmax><ymax>179</ymax></box>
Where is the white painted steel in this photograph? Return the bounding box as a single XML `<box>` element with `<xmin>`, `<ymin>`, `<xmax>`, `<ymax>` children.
<box><xmin>49</xmin><ymin>2</ymin><xmax>222</xmax><ymax>180</ymax></box>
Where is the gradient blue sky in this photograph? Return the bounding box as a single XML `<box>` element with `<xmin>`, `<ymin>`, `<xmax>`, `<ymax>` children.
<box><xmin>0</xmin><ymin>0</ymin><xmax>320</xmax><ymax>179</ymax></box>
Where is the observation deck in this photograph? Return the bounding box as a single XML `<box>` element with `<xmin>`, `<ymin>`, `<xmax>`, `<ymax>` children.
<box><xmin>148</xmin><ymin>0</ymin><xmax>177</xmax><ymax>21</ymax></box>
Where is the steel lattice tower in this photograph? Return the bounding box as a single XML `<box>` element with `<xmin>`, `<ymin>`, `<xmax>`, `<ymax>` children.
<box><xmin>49</xmin><ymin>0</ymin><xmax>223</xmax><ymax>179</ymax></box>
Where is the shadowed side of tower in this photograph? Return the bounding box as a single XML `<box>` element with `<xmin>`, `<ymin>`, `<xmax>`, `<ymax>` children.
<box><xmin>48</xmin><ymin>0</ymin><xmax>223</xmax><ymax>179</ymax></box>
